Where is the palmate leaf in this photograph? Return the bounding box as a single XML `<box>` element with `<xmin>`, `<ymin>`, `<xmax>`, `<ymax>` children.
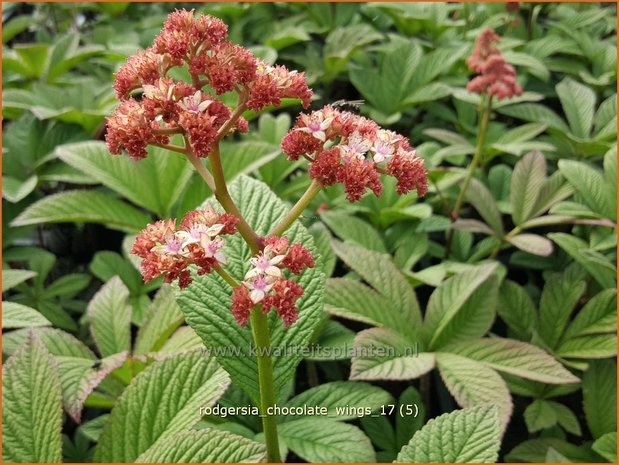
<box><xmin>94</xmin><ymin>351</ymin><xmax>230</xmax><ymax>462</ymax></box>
<box><xmin>87</xmin><ymin>276</ymin><xmax>132</xmax><ymax>357</ymax></box>
<box><xmin>350</xmin><ymin>328</ymin><xmax>435</xmax><ymax>381</ymax></box>
<box><xmin>444</xmin><ymin>338</ymin><xmax>579</xmax><ymax>385</ymax></box>
<box><xmin>556</xmin><ymin>77</ymin><xmax>596</xmax><ymax>139</ymax></box>
<box><xmin>423</xmin><ymin>263</ymin><xmax>499</xmax><ymax>350</ymax></box>
<box><xmin>559</xmin><ymin>159</ymin><xmax>614</xmax><ymax>220</ymax></box>
<box><xmin>56</xmin><ymin>141</ymin><xmax>194</xmax><ymax>218</ymax></box>
<box><xmin>395</xmin><ymin>405</ymin><xmax>501</xmax><ymax>463</ymax></box>
<box><xmin>3</xmin><ymin>334</ymin><xmax>63</xmax><ymax>463</ymax></box>
<box><xmin>562</xmin><ymin>289</ymin><xmax>617</xmax><ymax>339</ymax></box>
<box><xmin>177</xmin><ymin>175</ymin><xmax>325</xmax><ymax>403</ymax></box>
<box><xmin>135</xmin><ymin>430</ymin><xmax>266</xmax><ymax>463</ymax></box>
<box><xmin>10</xmin><ymin>190</ymin><xmax>151</xmax><ymax>233</ymax></box>
<box><xmin>436</xmin><ymin>353</ymin><xmax>513</xmax><ymax>432</ymax></box>
<box><xmin>278</xmin><ymin>417</ymin><xmax>375</xmax><ymax>462</ymax></box>
<box><xmin>330</xmin><ymin>241</ymin><xmax>422</xmax><ymax>339</ymax></box>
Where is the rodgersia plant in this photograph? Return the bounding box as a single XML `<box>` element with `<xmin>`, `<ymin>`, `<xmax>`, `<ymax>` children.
<box><xmin>106</xmin><ymin>9</ymin><xmax>427</xmax><ymax>462</ymax></box>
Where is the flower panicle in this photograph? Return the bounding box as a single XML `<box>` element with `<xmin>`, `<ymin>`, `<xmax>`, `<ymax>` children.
<box><xmin>280</xmin><ymin>106</ymin><xmax>428</xmax><ymax>202</ymax></box>
<box><xmin>466</xmin><ymin>28</ymin><xmax>523</xmax><ymax>100</ymax></box>
<box><xmin>107</xmin><ymin>9</ymin><xmax>312</xmax><ymax>160</ymax></box>
<box><xmin>131</xmin><ymin>205</ymin><xmax>239</xmax><ymax>289</ymax></box>
<box><xmin>231</xmin><ymin>236</ymin><xmax>314</xmax><ymax>327</ymax></box>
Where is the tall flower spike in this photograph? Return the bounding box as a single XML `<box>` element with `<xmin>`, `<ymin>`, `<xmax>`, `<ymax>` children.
<box><xmin>466</xmin><ymin>28</ymin><xmax>523</xmax><ymax>100</ymax></box>
<box><xmin>231</xmin><ymin>236</ymin><xmax>314</xmax><ymax>327</ymax></box>
<box><xmin>132</xmin><ymin>206</ymin><xmax>238</xmax><ymax>289</ymax></box>
<box><xmin>281</xmin><ymin>107</ymin><xmax>428</xmax><ymax>202</ymax></box>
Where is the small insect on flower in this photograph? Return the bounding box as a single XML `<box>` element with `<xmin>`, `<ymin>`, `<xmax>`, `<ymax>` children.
<box><xmin>331</xmin><ymin>99</ymin><xmax>365</xmax><ymax>114</ymax></box>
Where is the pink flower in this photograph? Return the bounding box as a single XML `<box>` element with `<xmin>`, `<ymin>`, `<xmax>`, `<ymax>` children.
<box><xmin>282</xmin><ymin>107</ymin><xmax>428</xmax><ymax>202</ymax></box>
<box><xmin>131</xmin><ymin>206</ymin><xmax>238</xmax><ymax>288</ymax></box>
<box><xmin>247</xmin><ymin>61</ymin><xmax>313</xmax><ymax>111</ymax></box>
<box><xmin>466</xmin><ymin>28</ymin><xmax>523</xmax><ymax>100</ymax></box>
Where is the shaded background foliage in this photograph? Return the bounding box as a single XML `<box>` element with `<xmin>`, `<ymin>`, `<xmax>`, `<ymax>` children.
<box><xmin>2</xmin><ymin>2</ymin><xmax>617</xmax><ymax>463</ymax></box>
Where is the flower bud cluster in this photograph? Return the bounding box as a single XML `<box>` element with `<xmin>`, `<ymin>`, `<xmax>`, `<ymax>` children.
<box><xmin>131</xmin><ymin>205</ymin><xmax>238</xmax><ymax>289</ymax></box>
<box><xmin>466</xmin><ymin>28</ymin><xmax>523</xmax><ymax>100</ymax></box>
<box><xmin>107</xmin><ymin>9</ymin><xmax>312</xmax><ymax>160</ymax></box>
<box><xmin>231</xmin><ymin>236</ymin><xmax>315</xmax><ymax>327</ymax></box>
<box><xmin>280</xmin><ymin>107</ymin><xmax>428</xmax><ymax>201</ymax></box>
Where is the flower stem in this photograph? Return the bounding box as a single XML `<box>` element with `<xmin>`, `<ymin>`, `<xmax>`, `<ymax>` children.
<box><xmin>269</xmin><ymin>180</ymin><xmax>322</xmax><ymax>236</ymax></box>
<box><xmin>209</xmin><ymin>146</ymin><xmax>261</xmax><ymax>253</ymax></box>
<box><xmin>250</xmin><ymin>308</ymin><xmax>282</xmax><ymax>463</ymax></box>
<box><xmin>445</xmin><ymin>96</ymin><xmax>493</xmax><ymax>258</ymax></box>
<box><xmin>186</xmin><ymin>150</ymin><xmax>217</xmax><ymax>193</ymax></box>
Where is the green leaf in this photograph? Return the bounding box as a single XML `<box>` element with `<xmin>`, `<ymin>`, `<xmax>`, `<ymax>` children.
<box><xmin>559</xmin><ymin>159</ymin><xmax>613</xmax><ymax>219</ymax></box>
<box><xmin>510</xmin><ymin>151</ymin><xmax>547</xmax><ymax>225</ymax></box>
<box><xmin>331</xmin><ymin>241</ymin><xmax>422</xmax><ymax>337</ymax></box>
<box><xmin>279</xmin><ymin>417</ymin><xmax>375</xmax><ymax>462</ymax></box>
<box><xmin>2</xmin><ymin>334</ymin><xmax>63</xmax><ymax>463</ymax></box>
<box><xmin>285</xmin><ymin>381</ymin><xmax>392</xmax><ymax>421</ymax></box>
<box><xmin>557</xmin><ymin>334</ymin><xmax>617</xmax><ymax>360</ymax></box>
<box><xmin>43</xmin><ymin>273</ymin><xmax>91</xmax><ymax>299</ymax></box>
<box><xmin>583</xmin><ymin>359</ymin><xmax>617</xmax><ymax>439</ymax></box>
<box><xmin>524</xmin><ymin>400</ymin><xmax>558</xmax><ymax>433</ymax></box>
<box><xmin>2</xmin><ymin>175</ymin><xmax>38</xmax><ymax>203</ymax></box>
<box><xmin>56</xmin><ymin>141</ymin><xmax>193</xmax><ymax>217</ymax></box>
<box><xmin>94</xmin><ymin>351</ymin><xmax>230</xmax><ymax>462</ymax></box>
<box><xmin>445</xmin><ymin>337</ymin><xmax>579</xmax><ymax>384</ymax></box>
<box><xmin>307</xmin><ymin>222</ymin><xmax>336</xmax><ymax>277</ymax></box>
<box><xmin>135</xmin><ymin>430</ymin><xmax>266</xmax><ymax>463</ymax></box>
<box><xmin>56</xmin><ymin>352</ymin><xmax>127</xmax><ymax>423</ymax></box>
<box><xmin>11</xmin><ymin>190</ymin><xmax>151</xmax><ymax>233</ymax></box>
<box><xmin>177</xmin><ymin>176</ymin><xmax>325</xmax><ymax>403</ymax></box>
<box><xmin>423</xmin><ymin>263</ymin><xmax>499</xmax><ymax>350</ymax></box>
<box><xmin>497</xmin><ymin>280</ymin><xmax>537</xmax><ymax>340</ymax></box>
<box><xmin>395</xmin><ymin>405</ymin><xmax>501</xmax><ymax>463</ymax></box>
<box><xmin>350</xmin><ymin>328</ymin><xmax>434</xmax><ymax>380</ymax></box>
<box><xmin>497</xmin><ymin>103</ymin><xmax>569</xmax><ymax>132</ymax></box>
<box><xmin>549</xmin><ymin>233</ymin><xmax>616</xmax><ymax>289</ymax></box>
<box><xmin>556</xmin><ymin>78</ymin><xmax>596</xmax><ymax>138</ymax></box>
<box><xmin>506</xmin><ymin>234</ymin><xmax>553</xmax><ymax>256</ymax></box>
<box><xmin>89</xmin><ymin>250</ymin><xmax>144</xmax><ymax>295</ymax></box>
<box><xmin>2</xmin><ymin>301</ymin><xmax>51</xmax><ymax>328</ymax></box>
<box><xmin>436</xmin><ymin>353</ymin><xmax>512</xmax><ymax>431</ymax></box>
<box><xmin>2</xmin><ymin>268</ymin><xmax>37</xmax><ymax>291</ymax></box>
<box><xmin>549</xmin><ymin>401</ymin><xmax>582</xmax><ymax>436</ymax></box>
<box><xmin>87</xmin><ymin>276</ymin><xmax>132</xmax><ymax>357</ymax></box>
<box><xmin>464</xmin><ymin>178</ymin><xmax>504</xmax><ymax>236</ymax></box>
<box><xmin>2</xmin><ymin>327</ymin><xmax>96</xmax><ymax>359</ymax></box>
<box><xmin>134</xmin><ymin>285</ymin><xmax>184</xmax><ymax>355</ymax></box>
<box><xmin>592</xmin><ymin>432</ymin><xmax>617</xmax><ymax>463</ymax></box>
<box><xmin>320</xmin><ymin>211</ymin><xmax>386</xmax><ymax>253</ymax></box>
<box><xmin>563</xmin><ymin>289</ymin><xmax>617</xmax><ymax>339</ymax></box>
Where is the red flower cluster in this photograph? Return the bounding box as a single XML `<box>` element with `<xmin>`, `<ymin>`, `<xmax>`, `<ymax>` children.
<box><xmin>231</xmin><ymin>236</ymin><xmax>314</xmax><ymax>327</ymax></box>
<box><xmin>466</xmin><ymin>28</ymin><xmax>523</xmax><ymax>100</ymax></box>
<box><xmin>132</xmin><ymin>205</ymin><xmax>238</xmax><ymax>289</ymax></box>
<box><xmin>280</xmin><ymin>107</ymin><xmax>428</xmax><ymax>201</ymax></box>
<box><xmin>107</xmin><ymin>9</ymin><xmax>312</xmax><ymax>160</ymax></box>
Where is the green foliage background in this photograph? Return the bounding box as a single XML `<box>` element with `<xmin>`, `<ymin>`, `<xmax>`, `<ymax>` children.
<box><xmin>2</xmin><ymin>2</ymin><xmax>617</xmax><ymax>463</ymax></box>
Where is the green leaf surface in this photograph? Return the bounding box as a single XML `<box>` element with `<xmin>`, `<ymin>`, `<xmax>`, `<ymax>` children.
<box><xmin>87</xmin><ymin>276</ymin><xmax>132</xmax><ymax>357</ymax></box>
<box><xmin>510</xmin><ymin>151</ymin><xmax>547</xmax><ymax>225</ymax></box>
<box><xmin>524</xmin><ymin>399</ymin><xmax>558</xmax><ymax>433</ymax></box>
<box><xmin>556</xmin><ymin>78</ymin><xmax>596</xmax><ymax>138</ymax></box>
<box><xmin>285</xmin><ymin>381</ymin><xmax>393</xmax><ymax>421</ymax></box>
<box><xmin>279</xmin><ymin>417</ymin><xmax>375</xmax><ymax>462</ymax></box>
<box><xmin>56</xmin><ymin>352</ymin><xmax>127</xmax><ymax>423</ymax></box>
<box><xmin>2</xmin><ymin>301</ymin><xmax>51</xmax><ymax>328</ymax></box>
<box><xmin>592</xmin><ymin>432</ymin><xmax>617</xmax><ymax>463</ymax></box>
<box><xmin>320</xmin><ymin>211</ymin><xmax>386</xmax><ymax>252</ymax></box>
<box><xmin>11</xmin><ymin>190</ymin><xmax>151</xmax><ymax>233</ymax></box>
<box><xmin>177</xmin><ymin>176</ymin><xmax>325</xmax><ymax>403</ymax></box>
<box><xmin>135</xmin><ymin>430</ymin><xmax>266</xmax><ymax>463</ymax></box>
<box><xmin>583</xmin><ymin>359</ymin><xmax>617</xmax><ymax>439</ymax></box>
<box><xmin>497</xmin><ymin>280</ymin><xmax>537</xmax><ymax>340</ymax></box>
<box><xmin>436</xmin><ymin>353</ymin><xmax>512</xmax><ymax>431</ymax></box>
<box><xmin>94</xmin><ymin>351</ymin><xmax>230</xmax><ymax>462</ymax></box>
<box><xmin>423</xmin><ymin>263</ymin><xmax>499</xmax><ymax>350</ymax></box>
<box><xmin>350</xmin><ymin>328</ymin><xmax>434</xmax><ymax>380</ymax></box>
<box><xmin>444</xmin><ymin>337</ymin><xmax>579</xmax><ymax>384</ymax></box>
<box><xmin>563</xmin><ymin>289</ymin><xmax>617</xmax><ymax>339</ymax></box>
<box><xmin>506</xmin><ymin>234</ymin><xmax>553</xmax><ymax>256</ymax></box>
<box><xmin>2</xmin><ymin>334</ymin><xmax>63</xmax><ymax>463</ymax></box>
<box><xmin>2</xmin><ymin>268</ymin><xmax>37</xmax><ymax>291</ymax></box>
<box><xmin>134</xmin><ymin>285</ymin><xmax>184</xmax><ymax>355</ymax></box>
<box><xmin>395</xmin><ymin>405</ymin><xmax>501</xmax><ymax>463</ymax></box>
<box><xmin>559</xmin><ymin>159</ymin><xmax>613</xmax><ymax>220</ymax></box>
<box><xmin>2</xmin><ymin>327</ymin><xmax>96</xmax><ymax>359</ymax></box>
